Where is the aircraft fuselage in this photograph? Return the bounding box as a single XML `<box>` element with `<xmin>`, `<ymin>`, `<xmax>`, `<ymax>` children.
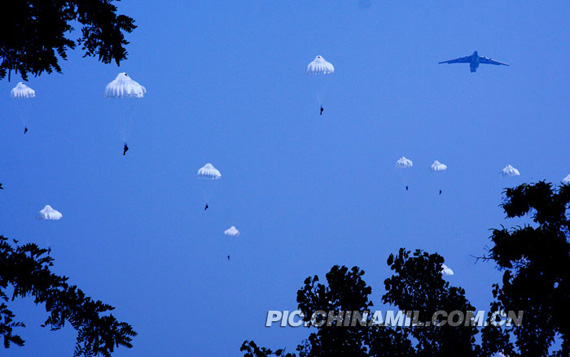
<box><xmin>470</xmin><ymin>51</ymin><xmax>479</xmax><ymax>72</ymax></box>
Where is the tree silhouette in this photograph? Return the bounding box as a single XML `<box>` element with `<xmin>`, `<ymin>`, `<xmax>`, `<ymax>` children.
<box><xmin>482</xmin><ymin>181</ymin><xmax>570</xmax><ymax>356</ymax></box>
<box><xmin>295</xmin><ymin>265</ymin><xmax>375</xmax><ymax>357</ymax></box>
<box><xmin>0</xmin><ymin>0</ymin><xmax>136</xmax><ymax>80</ymax></box>
<box><xmin>242</xmin><ymin>250</ymin><xmax>474</xmax><ymax>356</ymax></box>
<box><xmin>240</xmin><ymin>340</ymin><xmax>295</xmax><ymax>357</ymax></box>
<box><xmin>384</xmin><ymin>248</ymin><xmax>480</xmax><ymax>356</ymax></box>
<box><xmin>0</xmin><ymin>235</ymin><xmax>136</xmax><ymax>356</ymax></box>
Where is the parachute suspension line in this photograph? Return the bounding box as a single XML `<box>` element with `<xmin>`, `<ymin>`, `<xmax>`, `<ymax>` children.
<box><xmin>317</xmin><ymin>89</ymin><xmax>326</xmax><ymax>106</ymax></box>
<box><xmin>104</xmin><ymin>72</ymin><xmax>146</xmax><ymax>145</ymax></box>
<box><xmin>119</xmin><ymin>100</ymin><xmax>137</xmax><ymax>143</ymax></box>
<box><xmin>15</xmin><ymin>101</ymin><xmax>28</xmax><ymax>127</ymax></box>
<box><xmin>11</xmin><ymin>82</ymin><xmax>35</xmax><ymax>129</ymax></box>
<box><xmin>307</xmin><ymin>55</ymin><xmax>334</xmax><ymax>111</ymax></box>
<box><xmin>120</xmin><ymin>101</ymin><xmax>129</xmax><ymax>142</ymax></box>
<box><xmin>197</xmin><ymin>163</ymin><xmax>222</xmax><ymax>207</ymax></box>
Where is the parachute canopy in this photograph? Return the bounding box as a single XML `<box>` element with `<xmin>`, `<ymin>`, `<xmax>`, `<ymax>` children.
<box><xmin>11</xmin><ymin>82</ymin><xmax>35</xmax><ymax>99</ymax></box>
<box><xmin>37</xmin><ymin>205</ymin><xmax>62</xmax><ymax>220</ymax></box>
<box><xmin>441</xmin><ymin>264</ymin><xmax>454</xmax><ymax>276</ymax></box>
<box><xmin>224</xmin><ymin>226</ymin><xmax>240</xmax><ymax>237</ymax></box>
<box><xmin>396</xmin><ymin>156</ymin><xmax>413</xmax><ymax>168</ymax></box>
<box><xmin>501</xmin><ymin>164</ymin><xmax>520</xmax><ymax>177</ymax></box>
<box><xmin>307</xmin><ymin>55</ymin><xmax>334</xmax><ymax>75</ymax></box>
<box><xmin>104</xmin><ymin>73</ymin><xmax>146</xmax><ymax>99</ymax></box>
<box><xmin>430</xmin><ymin>160</ymin><xmax>447</xmax><ymax>172</ymax></box>
<box><xmin>197</xmin><ymin>163</ymin><xmax>221</xmax><ymax>180</ymax></box>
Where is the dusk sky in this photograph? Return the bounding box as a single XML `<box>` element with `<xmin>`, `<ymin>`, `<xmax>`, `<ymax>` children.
<box><xmin>2</xmin><ymin>1</ymin><xmax>570</xmax><ymax>356</ymax></box>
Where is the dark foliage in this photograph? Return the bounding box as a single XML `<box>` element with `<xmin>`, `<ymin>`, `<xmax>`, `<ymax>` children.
<box><xmin>240</xmin><ymin>340</ymin><xmax>295</xmax><ymax>357</ymax></box>
<box><xmin>0</xmin><ymin>235</ymin><xmax>136</xmax><ymax>356</ymax></box>
<box><xmin>243</xmin><ymin>252</ymin><xmax>474</xmax><ymax>357</ymax></box>
<box><xmin>483</xmin><ymin>181</ymin><xmax>570</xmax><ymax>356</ymax></box>
<box><xmin>0</xmin><ymin>0</ymin><xmax>136</xmax><ymax>80</ymax></box>
<box><xmin>384</xmin><ymin>248</ymin><xmax>480</xmax><ymax>356</ymax></box>
<box><xmin>295</xmin><ymin>265</ymin><xmax>374</xmax><ymax>357</ymax></box>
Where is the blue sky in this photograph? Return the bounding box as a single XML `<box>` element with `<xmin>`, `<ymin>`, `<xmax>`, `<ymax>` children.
<box><xmin>1</xmin><ymin>1</ymin><xmax>570</xmax><ymax>355</ymax></box>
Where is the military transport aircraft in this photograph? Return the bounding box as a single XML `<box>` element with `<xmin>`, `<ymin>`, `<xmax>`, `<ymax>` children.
<box><xmin>439</xmin><ymin>51</ymin><xmax>509</xmax><ymax>72</ymax></box>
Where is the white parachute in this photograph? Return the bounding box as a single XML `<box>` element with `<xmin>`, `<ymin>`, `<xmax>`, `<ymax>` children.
<box><xmin>501</xmin><ymin>164</ymin><xmax>520</xmax><ymax>177</ymax></box>
<box><xmin>306</xmin><ymin>55</ymin><xmax>335</xmax><ymax>75</ymax></box>
<box><xmin>562</xmin><ymin>175</ymin><xmax>570</xmax><ymax>184</ymax></box>
<box><xmin>37</xmin><ymin>205</ymin><xmax>62</xmax><ymax>220</ymax></box>
<box><xmin>197</xmin><ymin>163</ymin><xmax>221</xmax><ymax>208</ymax></box>
<box><xmin>104</xmin><ymin>73</ymin><xmax>146</xmax><ymax>98</ymax></box>
<box><xmin>441</xmin><ymin>264</ymin><xmax>454</xmax><ymax>276</ymax></box>
<box><xmin>396</xmin><ymin>156</ymin><xmax>413</xmax><ymax>168</ymax></box>
<box><xmin>430</xmin><ymin>160</ymin><xmax>447</xmax><ymax>194</ymax></box>
<box><xmin>11</xmin><ymin>82</ymin><xmax>36</xmax><ymax>99</ymax></box>
<box><xmin>430</xmin><ymin>160</ymin><xmax>447</xmax><ymax>172</ymax></box>
<box><xmin>11</xmin><ymin>82</ymin><xmax>36</xmax><ymax>132</ymax></box>
<box><xmin>224</xmin><ymin>226</ymin><xmax>240</xmax><ymax>237</ymax></box>
<box><xmin>104</xmin><ymin>73</ymin><xmax>146</xmax><ymax>148</ymax></box>
<box><xmin>197</xmin><ymin>163</ymin><xmax>222</xmax><ymax>180</ymax></box>
<box><xmin>396</xmin><ymin>157</ymin><xmax>413</xmax><ymax>190</ymax></box>
<box><xmin>307</xmin><ymin>55</ymin><xmax>334</xmax><ymax>111</ymax></box>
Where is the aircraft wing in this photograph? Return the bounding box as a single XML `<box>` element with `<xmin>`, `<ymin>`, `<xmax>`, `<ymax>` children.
<box><xmin>479</xmin><ymin>56</ymin><xmax>509</xmax><ymax>66</ymax></box>
<box><xmin>438</xmin><ymin>56</ymin><xmax>471</xmax><ymax>64</ymax></box>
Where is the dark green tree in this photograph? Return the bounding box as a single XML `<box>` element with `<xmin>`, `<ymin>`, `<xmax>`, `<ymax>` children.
<box><xmin>482</xmin><ymin>181</ymin><xmax>570</xmax><ymax>356</ymax></box>
<box><xmin>0</xmin><ymin>235</ymin><xmax>136</xmax><ymax>356</ymax></box>
<box><xmin>384</xmin><ymin>249</ymin><xmax>480</xmax><ymax>356</ymax></box>
<box><xmin>243</xmin><ymin>253</ymin><xmax>474</xmax><ymax>357</ymax></box>
<box><xmin>295</xmin><ymin>265</ymin><xmax>375</xmax><ymax>357</ymax></box>
<box><xmin>240</xmin><ymin>340</ymin><xmax>295</xmax><ymax>357</ymax></box>
<box><xmin>0</xmin><ymin>0</ymin><xmax>136</xmax><ymax>80</ymax></box>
